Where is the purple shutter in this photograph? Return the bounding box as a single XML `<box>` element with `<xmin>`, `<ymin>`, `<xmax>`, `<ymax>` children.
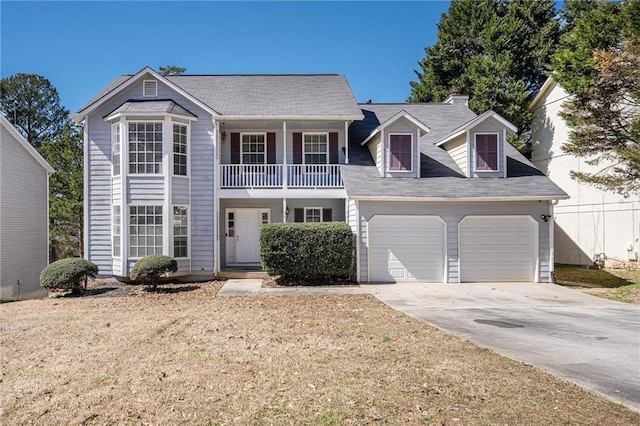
<box><xmin>293</xmin><ymin>133</ymin><xmax>302</xmax><ymax>164</ymax></box>
<box><xmin>476</xmin><ymin>135</ymin><xmax>497</xmax><ymax>171</ymax></box>
<box><xmin>230</xmin><ymin>133</ymin><xmax>240</xmax><ymax>164</ymax></box>
<box><xmin>322</xmin><ymin>208</ymin><xmax>332</xmax><ymax>222</ymax></box>
<box><xmin>267</xmin><ymin>132</ymin><xmax>276</xmax><ymax>164</ymax></box>
<box><xmin>294</xmin><ymin>208</ymin><xmax>304</xmax><ymax>223</ymax></box>
<box><xmin>390</xmin><ymin>135</ymin><xmax>412</xmax><ymax>171</ymax></box>
<box><xmin>329</xmin><ymin>132</ymin><xmax>339</xmax><ymax>164</ymax></box>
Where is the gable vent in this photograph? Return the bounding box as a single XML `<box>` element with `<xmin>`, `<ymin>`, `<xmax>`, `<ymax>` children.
<box><xmin>143</xmin><ymin>80</ymin><xmax>158</xmax><ymax>97</ymax></box>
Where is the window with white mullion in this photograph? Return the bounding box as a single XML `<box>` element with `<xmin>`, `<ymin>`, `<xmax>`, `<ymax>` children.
<box><xmin>129</xmin><ymin>206</ymin><xmax>163</xmax><ymax>258</ymax></box>
<box><xmin>173</xmin><ymin>206</ymin><xmax>188</xmax><ymax>258</ymax></box>
<box><xmin>304</xmin><ymin>207</ymin><xmax>322</xmax><ymax>222</ymax></box>
<box><xmin>303</xmin><ymin>133</ymin><xmax>328</xmax><ymax>164</ymax></box>
<box><xmin>112</xmin><ymin>123</ymin><xmax>121</xmax><ymax>176</ymax></box>
<box><xmin>173</xmin><ymin>124</ymin><xmax>188</xmax><ymax>176</ymax></box>
<box><xmin>112</xmin><ymin>206</ymin><xmax>121</xmax><ymax>257</ymax></box>
<box><xmin>128</xmin><ymin>122</ymin><xmax>163</xmax><ymax>174</ymax></box>
<box><xmin>241</xmin><ymin>133</ymin><xmax>266</xmax><ymax>164</ymax></box>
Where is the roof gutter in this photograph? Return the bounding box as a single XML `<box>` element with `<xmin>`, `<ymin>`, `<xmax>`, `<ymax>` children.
<box><xmin>349</xmin><ymin>195</ymin><xmax>570</xmax><ymax>202</ymax></box>
<box><xmin>217</xmin><ymin>114</ymin><xmax>364</xmax><ymax>121</ymax></box>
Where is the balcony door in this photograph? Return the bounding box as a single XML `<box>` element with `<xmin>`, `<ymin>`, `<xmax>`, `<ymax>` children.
<box><xmin>226</xmin><ymin>208</ymin><xmax>270</xmax><ymax>265</ymax></box>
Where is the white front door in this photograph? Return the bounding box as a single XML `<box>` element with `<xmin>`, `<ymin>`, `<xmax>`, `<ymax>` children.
<box><xmin>234</xmin><ymin>209</ymin><xmax>265</xmax><ymax>264</ymax></box>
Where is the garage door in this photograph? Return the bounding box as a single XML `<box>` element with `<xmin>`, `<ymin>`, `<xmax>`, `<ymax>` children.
<box><xmin>459</xmin><ymin>216</ymin><xmax>537</xmax><ymax>282</ymax></box>
<box><xmin>368</xmin><ymin>215</ymin><xmax>445</xmax><ymax>282</ymax></box>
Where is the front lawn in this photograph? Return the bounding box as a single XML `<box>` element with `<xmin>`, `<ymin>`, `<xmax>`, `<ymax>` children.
<box><xmin>555</xmin><ymin>264</ymin><xmax>640</xmax><ymax>304</ymax></box>
<box><xmin>1</xmin><ymin>282</ymin><xmax>638</xmax><ymax>424</ymax></box>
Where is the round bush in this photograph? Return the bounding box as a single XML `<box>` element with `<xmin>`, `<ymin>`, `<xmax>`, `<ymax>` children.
<box><xmin>40</xmin><ymin>258</ymin><xmax>99</xmax><ymax>292</ymax></box>
<box><xmin>130</xmin><ymin>254</ymin><xmax>178</xmax><ymax>289</ymax></box>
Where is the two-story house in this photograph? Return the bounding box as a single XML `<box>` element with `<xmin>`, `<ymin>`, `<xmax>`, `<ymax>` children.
<box><xmin>74</xmin><ymin>67</ymin><xmax>567</xmax><ymax>283</ymax></box>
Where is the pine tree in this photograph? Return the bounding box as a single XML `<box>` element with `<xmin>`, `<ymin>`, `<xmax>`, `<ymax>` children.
<box><xmin>409</xmin><ymin>0</ymin><xmax>560</xmax><ymax>153</ymax></box>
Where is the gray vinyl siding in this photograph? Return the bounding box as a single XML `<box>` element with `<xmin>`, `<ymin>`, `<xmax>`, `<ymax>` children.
<box><xmin>112</xmin><ymin>177</ymin><xmax>122</xmax><ymax>201</ymax></box>
<box><xmin>172</xmin><ymin>177</ymin><xmax>189</xmax><ymax>205</ymax></box>
<box><xmin>355</xmin><ymin>200</ymin><xmax>552</xmax><ymax>283</ymax></box>
<box><xmin>0</xmin><ymin>126</ymin><xmax>49</xmax><ymax>301</ymax></box>
<box><xmin>86</xmin><ymin>74</ymin><xmax>215</xmax><ymax>276</ymax></box>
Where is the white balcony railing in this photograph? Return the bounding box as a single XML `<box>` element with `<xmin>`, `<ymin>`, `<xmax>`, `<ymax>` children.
<box><xmin>220</xmin><ymin>164</ymin><xmax>342</xmax><ymax>188</ymax></box>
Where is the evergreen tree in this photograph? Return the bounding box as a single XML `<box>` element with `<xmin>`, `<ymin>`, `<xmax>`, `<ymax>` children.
<box><xmin>409</xmin><ymin>0</ymin><xmax>559</xmax><ymax>153</ymax></box>
<box><xmin>159</xmin><ymin>65</ymin><xmax>186</xmax><ymax>76</ymax></box>
<box><xmin>0</xmin><ymin>73</ymin><xmax>70</xmax><ymax>147</ymax></box>
<box><xmin>552</xmin><ymin>0</ymin><xmax>640</xmax><ymax>196</ymax></box>
<box><xmin>39</xmin><ymin>124</ymin><xmax>84</xmax><ymax>258</ymax></box>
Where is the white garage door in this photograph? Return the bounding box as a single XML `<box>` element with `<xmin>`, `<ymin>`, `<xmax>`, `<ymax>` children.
<box><xmin>459</xmin><ymin>216</ymin><xmax>537</xmax><ymax>282</ymax></box>
<box><xmin>368</xmin><ymin>215</ymin><xmax>445</xmax><ymax>282</ymax></box>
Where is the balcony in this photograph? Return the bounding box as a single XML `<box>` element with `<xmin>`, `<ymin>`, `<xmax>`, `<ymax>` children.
<box><xmin>220</xmin><ymin>164</ymin><xmax>343</xmax><ymax>189</ymax></box>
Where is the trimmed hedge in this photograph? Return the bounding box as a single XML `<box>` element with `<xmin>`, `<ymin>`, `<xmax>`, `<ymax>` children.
<box><xmin>131</xmin><ymin>254</ymin><xmax>178</xmax><ymax>289</ymax></box>
<box><xmin>259</xmin><ymin>222</ymin><xmax>354</xmax><ymax>280</ymax></box>
<box><xmin>40</xmin><ymin>258</ymin><xmax>99</xmax><ymax>292</ymax></box>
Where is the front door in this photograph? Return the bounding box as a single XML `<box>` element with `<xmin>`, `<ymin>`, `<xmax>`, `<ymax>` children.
<box><xmin>226</xmin><ymin>208</ymin><xmax>269</xmax><ymax>264</ymax></box>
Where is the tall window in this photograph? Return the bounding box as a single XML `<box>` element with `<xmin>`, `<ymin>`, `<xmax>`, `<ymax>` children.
<box><xmin>129</xmin><ymin>206</ymin><xmax>163</xmax><ymax>257</ymax></box>
<box><xmin>112</xmin><ymin>206</ymin><xmax>121</xmax><ymax>257</ymax></box>
<box><xmin>173</xmin><ymin>124</ymin><xmax>187</xmax><ymax>176</ymax></box>
<box><xmin>389</xmin><ymin>134</ymin><xmax>412</xmax><ymax>171</ymax></box>
<box><xmin>129</xmin><ymin>122</ymin><xmax>163</xmax><ymax>174</ymax></box>
<box><xmin>112</xmin><ymin>123</ymin><xmax>121</xmax><ymax>176</ymax></box>
<box><xmin>304</xmin><ymin>133</ymin><xmax>328</xmax><ymax>164</ymax></box>
<box><xmin>475</xmin><ymin>134</ymin><xmax>498</xmax><ymax>171</ymax></box>
<box><xmin>241</xmin><ymin>133</ymin><xmax>266</xmax><ymax>164</ymax></box>
<box><xmin>173</xmin><ymin>206</ymin><xmax>188</xmax><ymax>258</ymax></box>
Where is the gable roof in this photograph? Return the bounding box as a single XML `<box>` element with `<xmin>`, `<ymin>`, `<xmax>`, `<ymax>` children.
<box><xmin>344</xmin><ymin>104</ymin><xmax>567</xmax><ymax>200</ymax></box>
<box><xmin>105</xmin><ymin>100</ymin><xmax>197</xmax><ymax>120</ymax></box>
<box><xmin>0</xmin><ymin>115</ymin><xmax>54</xmax><ymax>173</ymax></box>
<box><xmin>75</xmin><ymin>68</ymin><xmax>364</xmax><ymax>121</ymax></box>
<box><xmin>435</xmin><ymin>110</ymin><xmax>517</xmax><ymax>147</ymax></box>
<box><xmin>360</xmin><ymin>109</ymin><xmax>430</xmax><ymax>146</ymax></box>
<box><xmin>530</xmin><ymin>76</ymin><xmax>558</xmax><ymax>109</ymax></box>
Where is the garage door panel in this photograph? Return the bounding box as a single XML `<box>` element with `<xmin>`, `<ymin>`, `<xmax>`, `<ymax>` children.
<box><xmin>369</xmin><ymin>216</ymin><xmax>445</xmax><ymax>283</ymax></box>
<box><xmin>460</xmin><ymin>216</ymin><xmax>536</xmax><ymax>282</ymax></box>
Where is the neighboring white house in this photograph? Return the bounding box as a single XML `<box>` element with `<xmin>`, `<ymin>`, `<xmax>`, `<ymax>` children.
<box><xmin>531</xmin><ymin>77</ymin><xmax>640</xmax><ymax>267</ymax></box>
<box><xmin>1</xmin><ymin>114</ymin><xmax>54</xmax><ymax>301</ymax></box>
<box><xmin>73</xmin><ymin>66</ymin><xmax>567</xmax><ymax>283</ymax></box>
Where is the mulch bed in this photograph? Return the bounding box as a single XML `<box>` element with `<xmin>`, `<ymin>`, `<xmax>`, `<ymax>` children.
<box><xmin>262</xmin><ymin>275</ymin><xmax>358</xmax><ymax>288</ymax></box>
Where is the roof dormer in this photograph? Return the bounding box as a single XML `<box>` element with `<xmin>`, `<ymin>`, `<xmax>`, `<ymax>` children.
<box><xmin>435</xmin><ymin>110</ymin><xmax>516</xmax><ymax>178</ymax></box>
<box><xmin>360</xmin><ymin>110</ymin><xmax>429</xmax><ymax>178</ymax></box>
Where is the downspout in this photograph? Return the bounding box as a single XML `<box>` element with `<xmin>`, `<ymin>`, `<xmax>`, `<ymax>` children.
<box><xmin>213</xmin><ymin>118</ymin><xmax>219</xmax><ymax>276</ymax></box>
<box><xmin>83</xmin><ymin>119</ymin><xmax>89</xmax><ymax>261</ymax></box>
<box><xmin>549</xmin><ymin>199</ymin><xmax>559</xmax><ymax>283</ymax></box>
<box><xmin>355</xmin><ymin>199</ymin><xmax>361</xmax><ymax>283</ymax></box>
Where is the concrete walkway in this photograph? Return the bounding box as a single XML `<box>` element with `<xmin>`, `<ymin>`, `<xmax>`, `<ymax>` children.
<box><xmin>217</xmin><ymin>279</ymin><xmax>367</xmax><ymax>296</ymax></box>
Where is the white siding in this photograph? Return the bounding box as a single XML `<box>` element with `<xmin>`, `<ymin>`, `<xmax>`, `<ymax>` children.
<box><xmin>356</xmin><ymin>200</ymin><xmax>552</xmax><ymax>283</ymax></box>
<box><xmin>447</xmin><ymin>136</ymin><xmax>468</xmax><ymax>176</ymax></box>
<box><xmin>172</xmin><ymin>177</ymin><xmax>189</xmax><ymax>205</ymax></box>
<box><xmin>127</xmin><ymin>176</ymin><xmax>164</xmax><ymax>203</ymax></box>
<box><xmin>531</xmin><ymin>82</ymin><xmax>640</xmax><ymax>265</ymax></box>
<box><xmin>0</xmin><ymin>125</ymin><xmax>49</xmax><ymax>300</ymax></box>
<box><xmin>367</xmin><ymin>134</ymin><xmax>383</xmax><ymax>176</ymax></box>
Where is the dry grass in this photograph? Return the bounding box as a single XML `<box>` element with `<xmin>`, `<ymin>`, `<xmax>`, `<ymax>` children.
<box><xmin>1</xmin><ymin>281</ymin><xmax>638</xmax><ymax>425</ymax></box>
<box><xmin>555</xmin><ymin>264</ymin><xmax>640</xmax><ymax>304</ymax></box>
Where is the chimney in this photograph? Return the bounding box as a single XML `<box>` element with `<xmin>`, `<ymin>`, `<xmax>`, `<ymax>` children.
<box><xmin>443</xmin><ymin>93</ymin><xmax>469</xmax><ymax>106</ymax></box>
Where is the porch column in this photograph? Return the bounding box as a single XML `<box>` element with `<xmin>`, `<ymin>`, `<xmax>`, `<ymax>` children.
<box><xmin>283</xmin><ymin>198</ymin><xmax>287</xmax><ymax>223</ymax></box>
<box><xmin>344</xmin><ymin>120</ymin><xmax>349</xmax><ymax>164</ymax></box>
<box><xmin>282</xmin><ymin>121</ymin><xmax>288</xmax><ymax>188</ymax></box>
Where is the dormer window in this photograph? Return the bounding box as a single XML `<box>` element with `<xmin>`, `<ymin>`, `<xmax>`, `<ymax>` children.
<box><xmin>389</xmin><ymin>133</ymin><xmax>412</xmax><ymax>171</ymax></box>
<box><xmin>143</xmin><ymin>80</ymin><xmax>158</xmax><ymax>97</ymax></box>
<box><xmin>475</xmin><ymin>133</ymin><xmax>498</xmax><ymax>172</ymax></box>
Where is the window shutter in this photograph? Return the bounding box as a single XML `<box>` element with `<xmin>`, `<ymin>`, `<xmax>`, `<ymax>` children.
<box><xmin>294</xmin><ymin>208</ymin><xmax>304</xmax><ymax>223</ymax></box>
<box><xmin>487</xmin><ymin>136</ymin><xmax>498</xmax><ymax>170</ymax></box>
<box><xmin>230</xmin><ymin>133</ymin><xmax>240</xmax><ymax>164</ymax></box>
<box><xmin>293</xmin><ymin>132</ymin><xmax>302</xmax><ymax>164</ymax></box>
<box><xmin>476</xmin><ymin>134</ymin><xmax>498</xmax><ymax>171</ymax></box>
<box><xmin>267</xmin><ymin>132</ymin><xmax>276</xmax><ymax>164</ymax></box>
<box><xmin>322</xmin><ymin>208</ymin><xmax>332</xmax><ymax>222</ymax></box>
<box><xmin>329</xmin><ymin>132</ymin><xmax>339</xmax><ymax>164</ymax></box>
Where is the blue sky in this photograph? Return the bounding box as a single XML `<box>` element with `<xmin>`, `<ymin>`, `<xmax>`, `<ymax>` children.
<box><xmin>1</xmin><ymin>1</ymin><xmax>451</xmax><ymax>112</ymax></box>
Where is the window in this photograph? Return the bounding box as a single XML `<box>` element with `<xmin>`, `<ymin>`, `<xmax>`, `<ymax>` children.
<box><xmin>173</xmin><ymin>206</ymin><xmax>188</xmax><ymax>258</ymax></box>
<box><xmin>475</xmin><ymin>134</ymin><xmax>498</xmax><ymax>171</ymax></box>
<box><xmin>242</xmin><ymin>133</ymin><xmax>265</xmax><ymax>164</ymax></box>
<box><xmin>305</xmin><ymin>207</ymin><xmax>322</xmax><ymax>222</ymax></box>
<box><xmin>227</xmin><ymin>212</ymin><xmax>235</xmax><ymax>237</ymax></box>
<box><xmin>143</xmin><ymin>80</ymin><xmax>158</xmax><ymax>97</ymax></box>
<box><xmin>304</xmin><ymin>133</ymin><xmax>328</xmax><ymax>164</ymax></box>
<box><xmin>129</xmin><ymin>122</ymin><xmax>163</xmax><ymax>174</ymax></box>
<box><xmin>173</xmin><ymin>124</ymin><xmax>187</xmax><ymax>176</ymax></box>
<box><xmin>389</xmin><ymin>134</ymin><xmax>412</xmax><ymax>171</ymax></box>
<box><xmin>129</xmin><ymin>206</ymin><xmax>163</xmax><ymax>257</ymax></box>
<box><xmin>112</xmin><ymin>206</ymin><xmax>121</xmax><ymax>257</ymax></box>
<box><xmin>112</xmin><ymin>124</ymin><xmax>121</xmax><ymax>176</ymax></box>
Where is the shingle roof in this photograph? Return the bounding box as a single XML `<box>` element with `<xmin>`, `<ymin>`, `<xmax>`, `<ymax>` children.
<box><xmin>105</xmin><ymin>100</ymin><xmax>197</xmax><ymax>118</ymax></box>
<box><xmin>344</xmin><ymin>104</ymin><xmax>568</xmax><ymax>200</ymax></box>
<box><xmin>78</xmin><ymin>73</ymin><xmax>363</xmax><ymax>119</ymax></box>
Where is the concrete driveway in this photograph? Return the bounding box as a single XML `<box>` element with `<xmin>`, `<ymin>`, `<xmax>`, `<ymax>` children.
<box><xmin>363</xmin><ymin>282</ymin><xmax>640</xmax><ymax>411</ymax></box>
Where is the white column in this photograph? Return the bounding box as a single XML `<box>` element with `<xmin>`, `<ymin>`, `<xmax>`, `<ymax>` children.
<box><xmin>344</xmin><ymin>121</ymin><xmax>349</xmax><ymax>164</ymax></box>
<box><xmin>282</xmin><ymin>121</ymin><xmax>288</xmax><ymax>188</ymax></box>
<box><xmin>283</xmin><ymin>198</ymin><xmax>287</xmax><ymax>223</ymax></box>
<box><xmin>213</xmin><ymin>118</ymin><xmax>219</xmax><ymax>275</ymax></box>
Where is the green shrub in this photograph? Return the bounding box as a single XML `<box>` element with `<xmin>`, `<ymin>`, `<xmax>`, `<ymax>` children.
<box><xmin>130</xmin><ymin>254</ymin><xmax>178</xmax><ymax>290</ymax></box>
<box><xmin>259</xmin><ymin>222</ymin><xmax>354</xmax><ymax>281</ymax></box>
<box><xmin>40</xmin><ymin>258</ymin><xmax>99</xmax><ymax>293</ymax></box>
